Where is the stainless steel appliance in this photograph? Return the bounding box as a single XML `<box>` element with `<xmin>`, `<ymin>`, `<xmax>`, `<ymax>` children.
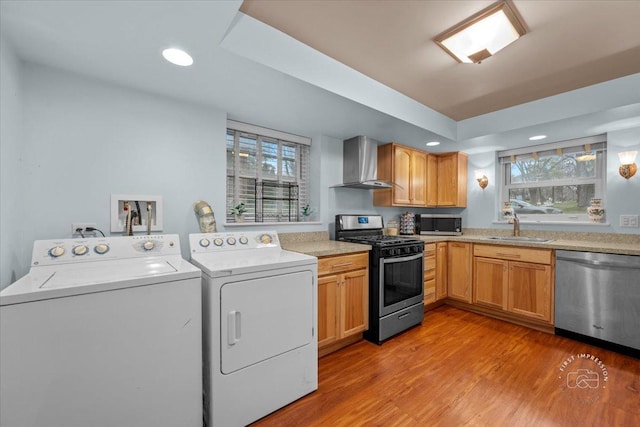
<box><xmin>335</xmin><ymin>214</ymin><xmax>424</xmax><ymax>344</ymax></box>
<box><xmin>334</xmin><ymin>136</ymin><xmax>392</xmax><ymax>189</ymax></box>
<box><xmin>555</xmin><ymin>250</ymin><xmax>640</xmax><ymax>357</ymax></box>
<box><xmin>416</xmin><ymin>214</ymin><xmax>462</xmax><ymax>236</ymax></box>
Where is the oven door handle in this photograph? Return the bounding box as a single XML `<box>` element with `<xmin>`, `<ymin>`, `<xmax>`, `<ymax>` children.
<box><xmin>380</xmin><ymin>252</ymin><xmax>424</xmax><ymax>264</ymax></box>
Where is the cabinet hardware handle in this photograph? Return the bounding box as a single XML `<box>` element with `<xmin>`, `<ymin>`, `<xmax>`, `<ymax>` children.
<box><xmin>496</xmin><ymin>253</ymin><xmax>520</xmax><ymax>258</ymax></box>
<box><xmin>332</xmin><ymin>262</ymin><xmax>353</xmax><ymax>268</ymax></box>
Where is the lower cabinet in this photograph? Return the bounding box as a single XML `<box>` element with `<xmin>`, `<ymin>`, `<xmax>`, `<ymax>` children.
<box><xmin>317</xmin><ymin>252</ymin><xmax>369</xmax><ymax>357</ymax></box>
<box><xmin>424</xmin><ymin>242</ymin><xmax>448</xmax><ymax>306</ymax></box>
<box><xmin>447</xmin><ymin>242</ymin><xmax>472</xmax><ymax>303</ymax></box>
<box><xmin>473</xmin><ymin>244</ymin><xmax>554</xmax><ymax>325</ymax></box>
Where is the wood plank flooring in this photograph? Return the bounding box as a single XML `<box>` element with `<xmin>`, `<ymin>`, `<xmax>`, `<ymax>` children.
<box><xmin>252</xmin><ymin>306</ymin><xmax>639</xmax><ymax>427</ymax></box>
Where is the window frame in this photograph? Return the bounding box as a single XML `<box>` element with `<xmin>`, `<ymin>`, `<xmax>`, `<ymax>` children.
<box><xmin>498</xmin><ymin>135</ymin><xmax>607</xmax><ymax>224</ymax></box>
<box><xmin>226</xmin><ymin>120</ymin><xmax>311</xmax><ymax>224</ymax></box>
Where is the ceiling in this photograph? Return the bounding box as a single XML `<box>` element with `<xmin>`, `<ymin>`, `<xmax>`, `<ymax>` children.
<box><xmin>240</xmin><ymin>0</ymin><xmax>640</xmax><ymax>121</ymax></box>
<box><xmin>1</xmin><ymin>0</ymin><xmax>638</xmax><ymax>151</ymax></box>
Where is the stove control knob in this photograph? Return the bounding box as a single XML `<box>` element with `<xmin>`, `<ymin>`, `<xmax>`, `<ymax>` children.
<box><xmin>143</xmin><ymin>241</ymin><xmax>155</xmax><ymax>251</ymax></box>
<box><xmin>94</xmin><ymin>244</ymin><xmax>109</xmax><ymax>255</ymax></box>
<box><xmin>49</xmin><ymin>246</ymin><xmax>65</xmax><ymax>258</ymax></box>
<box><xmin>239</xmin><ymin>236</ymin><xmax>248</xmax><ymax>245</ymax></box>
<box><xmin>199</xmin><ymin>238</ymin><xmax>210</xmax><ymax>248</ymax></box>
<box><xmin>72</xmin><ymin>245</ymin><xmax>89</xmax><ymax>256</ymax></box>
<box><xmin>213</xmin><ymin>238</ymin><xmax>224</xmax><ymax>247</ymax></box>
<box><xmin>226</xmin><ymin>237</ymin><xmax>236</xmax><ymax>246</ymax></box>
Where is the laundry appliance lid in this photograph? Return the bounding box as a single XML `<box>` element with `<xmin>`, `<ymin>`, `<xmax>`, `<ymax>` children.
<box><xmin>0</xmin><ymin>256</ymin><xmax>200</xmax><ymax>306</ymax></box>
<box><xmin>190</xmin><ymin>248</ymin><xmax>317</xmax><ymax>278</ymax></box>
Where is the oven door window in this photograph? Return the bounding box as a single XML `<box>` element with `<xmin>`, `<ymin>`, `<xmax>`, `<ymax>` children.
<box><xmin>380</xmin><ymin>253</ymin><xmax>423</xmax><ymax>314</ymax></box>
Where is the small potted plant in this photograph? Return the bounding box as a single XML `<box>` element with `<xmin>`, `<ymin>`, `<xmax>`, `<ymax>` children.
<box><xmin>301</xmin><ymin>204</ymin><xmax>312</xmax><ymax>221</ymax></box>
<box><xmin>230</xmin><ymin>202</ymin><xmax>247</xmax><ymax>222</ymax></box>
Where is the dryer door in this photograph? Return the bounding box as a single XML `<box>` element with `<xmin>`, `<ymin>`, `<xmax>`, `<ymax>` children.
<box><xmin>220</xmin><ymin>270</ymin><xmax>313</xmax><ymax>374</ymax></box>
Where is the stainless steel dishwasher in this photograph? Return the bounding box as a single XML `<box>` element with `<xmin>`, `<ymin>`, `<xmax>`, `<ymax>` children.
<box><xmin>555</xmin><ymin>250</ymin><xmax>640</xmax><ymax>355</ymax></box>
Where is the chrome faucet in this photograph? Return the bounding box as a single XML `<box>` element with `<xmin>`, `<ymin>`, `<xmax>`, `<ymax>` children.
<box><xmin>510</xmin><ymin>212</ymin><xmax>521</xmax><ymax>237</ymax></box>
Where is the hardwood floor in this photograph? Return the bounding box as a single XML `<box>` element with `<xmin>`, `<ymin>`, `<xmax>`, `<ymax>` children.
<box><xmin>252</xmin><ymin>306</ymin><xmax>639</xmax><ymax>427</ymax></box>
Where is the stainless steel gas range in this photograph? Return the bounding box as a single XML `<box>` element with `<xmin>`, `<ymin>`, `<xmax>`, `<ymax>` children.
<box><xmin>335</xmin><ymin>214</ymin><xmax>424</xmax><ymax>344</ymax></box>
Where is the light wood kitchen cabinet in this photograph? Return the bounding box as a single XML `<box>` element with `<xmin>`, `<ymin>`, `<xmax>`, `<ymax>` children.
<box><xmin>447</xmin><ymin>242</ymin><xmax>472</xmax><ymax>303</ymax></box>
<box><xmin>426</xmin><ymin>154</ymin><xmax>438</xmax><ymax>207</ymax></box>
<box><xmin>436</xmin><ymin>152</ymin><xmax>468</xmax><ymax>207</ymax></box>
<box><xmin>435</xmin><ymin>242</ymin><xmax>448</xmax><ymax>300</ymax></box>
<box><xmin>374</xmin><ymin>143</ymin><xmax>427</xmax><ymax>207</ymax></box>
<box><xmin>423</xmin><ymin>243</ymin><xmax>437</xmax><ymax>304</ymax></box>
<box><xmin>317</xmin><ymin>252</ymin><xmax>369</xmax><ymax>356</ymax></box>
<box><xmin>473</xmin><ymin>244</ymin><xmax>554</xmax><ymax>324</ymax></box>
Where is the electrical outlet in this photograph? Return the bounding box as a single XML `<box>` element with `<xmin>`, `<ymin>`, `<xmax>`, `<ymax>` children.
<box><xmin>619</xmin><ymin>215</ymin><xmax>639</xmax><ymax>228</ymax></box>
<box><xmin>72</xmin><ymin>223</ymin><xmax>97</xmax><ymax>236</ymax></box>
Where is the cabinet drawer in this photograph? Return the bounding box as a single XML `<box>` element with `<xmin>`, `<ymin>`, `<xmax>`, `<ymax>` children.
<box><xmin>424</xmin><ymin>278</ymin><xmax>436</xmax><ymax>304</ymax></box>
<box><xmin>424</xmin><ymin>243</ymin><xmax>436</xmax><ymax>257</ymax></box>
<box><xmin>424</xmin><ymin>257</ymin><xmax>436</xmax><ymax>280</ymax></box>
<box><xmin>474</xmin><ymin>244</ymin><xmax>552</xmax><ymax>265</ymax></box>
<box><xmin>318</xmin><ymin>253</ymin><xmax>369</xmax><ymax>276</ymax></box>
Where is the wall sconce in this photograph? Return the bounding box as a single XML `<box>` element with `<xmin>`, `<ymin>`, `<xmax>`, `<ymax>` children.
<box><xmin>618</xmin><ymin>151</ymin><xmax>637</xmax><ymax>179</ymax></box>
<box><xmin>475</xmin><ymin>169</ymin><xmax>489</xmax><ymax>189</ymax></box>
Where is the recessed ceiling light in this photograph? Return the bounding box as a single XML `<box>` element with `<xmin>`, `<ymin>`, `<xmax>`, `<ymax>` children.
<box><xmin>162</xmin><ymin>48</ymin><xmax>193</xmax><ymax>66</ymax></box>
<box><xmin>529</xmin><ymin>135</ymin><xmax>547</xmax><ymax>141</ymax></box>
<box><xmin>426</xmin><ymin>141</ymin><xmax>440</xmax><ymax>146</ymax></box>
<box><xmin>434</xmin><ymin>0</ymin><xmax>527</xmax><ymax>64</ymax></box>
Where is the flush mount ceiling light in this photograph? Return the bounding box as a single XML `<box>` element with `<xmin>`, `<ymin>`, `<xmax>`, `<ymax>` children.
<box><xmin>426</xmin><ymin>141</ymin><xmax>440</xmax><ymax>147</ymax></box>
<box><xmin>434</xmin><ymin>0</ymin><xmax>527</xmax><ymax>64</ymax></box>
<box><xmin>162</xmin><ymin>48</ymin><xmax>193</xmax><ymax>66</ymax></box>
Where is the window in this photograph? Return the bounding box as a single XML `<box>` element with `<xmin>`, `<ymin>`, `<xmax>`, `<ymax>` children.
<box><xmin>226</xmin><ymin>120</ymin><xmax>311</xmax><ymax>223</ymax></box>
<box><xmin>498</xmin><ymin>135</ymin><xmax>606</xmax><ymax>223</ymax></box>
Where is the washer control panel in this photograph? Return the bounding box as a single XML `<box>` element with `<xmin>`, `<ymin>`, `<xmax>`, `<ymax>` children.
<box><xmin>189</xmin><ymin>231</ymin><xmax>280</xmax><ymax>253</ymax></box>
<box><xmin>31</xmin><ymin>234</ymin><xmax>181</xmax><ymax>266</ymax></box>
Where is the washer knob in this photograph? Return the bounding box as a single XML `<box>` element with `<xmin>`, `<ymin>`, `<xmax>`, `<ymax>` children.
<box><xmin>143</xmin><ymin>241</ymin><xmax>155</xmax><ymax>251</ymax></box>
<box><xmin>213</xmin><ymin>238</ymin><xmax>224</xmax><ymax>247</ymax></box>
<box><xmin>49</xmin><ymin>246</ymin><xmax>65</xmax><ymax>258</ymax></box>
<box><xmin>226</xmin><ymin>237</ymin><xmax>236</xmax><ymax>245</ymax></box>
<box><xmin>94</xmin><ymin>244</ymin><xmax>109</xmax><ymax>255</ymax></box>
<box><xmin>72</xmin><ymin>245</ymin><xmax>89</xmax><ymax>256</ymax></box>
<box><xmin>199</xmin><ymin>238</ymin><xmax>210</xmax><ymax>247</ymax></box>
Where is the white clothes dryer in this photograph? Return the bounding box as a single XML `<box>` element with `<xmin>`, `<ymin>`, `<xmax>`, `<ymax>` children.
<box><xmin>189</xmin><ymin>231</ymin><xmax>318</xmax><ymax>427</ymax></box>
<box><xmin>0</xmin><ymin>234</ymin><xmax>202</xmax><ymax>427</ymax></box>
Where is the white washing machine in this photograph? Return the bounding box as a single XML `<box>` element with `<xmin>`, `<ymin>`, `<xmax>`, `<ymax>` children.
<box><xmin>189</xmin><ymin>230</ymin><xmax>318</xmax><ymax>427</ymax></box>
<box><xmin>0</xmin><ymin>234</ymin><xmax>202</xmax><ymax>427</ymax></box>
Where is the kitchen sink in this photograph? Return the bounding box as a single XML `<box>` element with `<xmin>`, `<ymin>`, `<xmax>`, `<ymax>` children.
<box><xmin>485</xmin><ymin>236</ymin><xmax>554</xmax><ymax>243</ymax></box>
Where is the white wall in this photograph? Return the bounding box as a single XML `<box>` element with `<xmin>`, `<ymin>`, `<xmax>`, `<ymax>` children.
<box><xmin>0</xmin><ymin>38</ymin><xmax>24</xmax><ymax>287</ymax></box>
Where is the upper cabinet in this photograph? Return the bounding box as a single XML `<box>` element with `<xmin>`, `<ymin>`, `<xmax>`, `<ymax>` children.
<box><xmin>374</xmin><ymin>143</ymin><xmax>427</xmax><ymax>206</ymax></box>
<box><xmin>436</xmin><ymin>152</ymin><xmax>468</xmax><ymax>207</ymax></box>
<box><xmin>374</xmin><ymin>143</ymin><xmax>467</xmax><ymax>208</ymax></box>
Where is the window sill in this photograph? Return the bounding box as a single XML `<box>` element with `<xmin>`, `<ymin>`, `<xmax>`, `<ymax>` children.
<box><xmin>224</xmin><ymin>221</ymin><xmax>322</xmax><ymax>227</ymax></box>
<box><xmin>492</xmin><ymin>220</ymin><xmax>611</xmax><ymax>227</ymax></box>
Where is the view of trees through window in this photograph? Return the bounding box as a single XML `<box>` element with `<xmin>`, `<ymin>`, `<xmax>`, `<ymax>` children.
<box><xmin>500</xmin><ymin>137</ymin><xmax>606</xmax><ymax>220</ymax></box>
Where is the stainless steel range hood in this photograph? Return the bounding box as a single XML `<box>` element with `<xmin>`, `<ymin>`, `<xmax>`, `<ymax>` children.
<box><xmin>335</xmin><ymin>136</ymin><xmax>392</xmax><ymax>189</ymax></box>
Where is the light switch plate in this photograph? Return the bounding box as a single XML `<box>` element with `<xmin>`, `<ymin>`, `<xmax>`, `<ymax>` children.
<box><xmin>620</xmin><ymin>214</ymin><xmax>639</xmax><ymax>228</ymax></box>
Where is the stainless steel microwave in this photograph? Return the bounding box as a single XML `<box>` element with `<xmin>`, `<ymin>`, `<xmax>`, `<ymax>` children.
<box><xmin>416</xmin><ymin>214</ymin><xmax>462</xmax><ymax>236</ymax></box>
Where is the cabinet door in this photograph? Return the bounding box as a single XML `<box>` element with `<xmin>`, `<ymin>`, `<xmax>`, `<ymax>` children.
<box><xmin>436</xmin><ymin>152</ymin><xmax>467</xmax><ymax>207</ymax></box>
<box><xmin>474</xmin><ymin>257</ymin><xmax>508</xmax><ymax>310</ymax></box>
<box><xmin>447</xmin><ymin>242</ymin><xmax>472</xmax><ymax>302</ymax></box>
<box><xmin>436</xmin><ymin>242</ymin><xmax>448</xmax><ymax>300</ymax></box>
<box><xmin>426</xmin><ymin>154</ymin><xmax>438</xmax><ymax>207</ymax></box>
<box><xmin>508</xmin><ymin>261</ymin><xmax>552</xmax><ymax>322</ymax></box>
<box><xmin>411</xmin><ymin>150</ymin><xmax>427</xmax><ymax>205</ymax></box>
<box><xmin>393</xmin><ymin>145</ymin><xmax>412</xmax><ymax>205</ymax></box>
<box><xmin>339</xmin><ymin>269</ymin><xmax>369</xmax><ymax>338</ymax></box>
<box><xmin>317</xmin><ymin>275</ymin><xmax>338</xmax><ymax>348</ymax></box>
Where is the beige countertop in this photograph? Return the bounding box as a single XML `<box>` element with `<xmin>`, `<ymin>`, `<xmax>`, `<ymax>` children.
<box><xmin>279</xmin><ymin>230</ymin><xmax>640</xmax><ymax>257</ymax></box>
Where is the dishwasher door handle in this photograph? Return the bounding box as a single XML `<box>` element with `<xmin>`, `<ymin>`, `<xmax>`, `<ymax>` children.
<box><xmin>558</xmin><ymin>257</ymin><xmax>640</xmax><ymax>270</ymax></box>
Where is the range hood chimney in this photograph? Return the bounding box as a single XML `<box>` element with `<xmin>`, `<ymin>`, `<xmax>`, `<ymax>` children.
<box><xmin>337</xmin><ymin>136</ymin><xmax>392</xmax><ymax>189</ymax></box>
